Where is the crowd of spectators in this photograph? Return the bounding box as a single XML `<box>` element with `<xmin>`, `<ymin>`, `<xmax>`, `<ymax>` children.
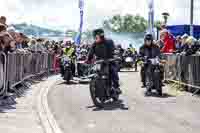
<box><xmin>156</xmin><ymin>28</ymin><xmax>200</xmax><ymax>56</ymax></box>
<box><xmin>0</xmin><ymin>16</ymin><xmax>93</xmax><ymax>55</ymax></box>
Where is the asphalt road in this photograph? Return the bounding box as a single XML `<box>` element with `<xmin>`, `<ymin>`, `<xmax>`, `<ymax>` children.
<box><xmin>48</xmin><ymin>71</ymin><xmax>200</xmax><ymax>133</ymax></box>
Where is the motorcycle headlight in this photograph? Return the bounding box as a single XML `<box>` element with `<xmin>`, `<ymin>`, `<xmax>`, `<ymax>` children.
<box><xmin>93</xmin><ymin>64</ymin><xmax>101</xmax><ymax>71</ymax></box>
<box><xmin>149</xmin><ymin>58</ymin><xmax>159</xmax><ymax>65</ymax></box>
<box><xmin>125</xmin><ymin>57</ymin><xmax>133</xmax><ymax>62</ymax></box>
<box><xmin>65</xmin><ymin>63</ymin><xmax>70</xmax><ymax>67</ymax></box>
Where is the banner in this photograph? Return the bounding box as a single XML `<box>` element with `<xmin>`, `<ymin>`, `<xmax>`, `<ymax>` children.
<box><xmin>75</xmin><ymin>0</ymin><xmax>84</xmax><ymax>45</ymax></box>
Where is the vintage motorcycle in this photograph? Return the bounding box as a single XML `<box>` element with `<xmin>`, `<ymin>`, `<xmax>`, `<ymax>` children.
<box><xmin>61</xmin><ymin>55</ymin><xmax>73</xmax><ymax>84</ymax></box>
<box><xmin>89</xmin><ymin>58</ymin><xmax>120</xmax><ymax>108</ymax></box>
<box><xmin>143</xmin><ymin>56</ymin><xmax>163</xmax><ymax>96</ymax></box>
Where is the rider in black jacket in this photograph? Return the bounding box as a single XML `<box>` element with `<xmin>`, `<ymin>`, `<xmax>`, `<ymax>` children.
<box><xmin>87</xmin><ymin>29</ymin><xmax>121</xmax><ymax>94</ymax></box>
<box><xmin>139</xmin><ymin>34</ymin><xmax>161</xmax><ymax>88</ymax></box>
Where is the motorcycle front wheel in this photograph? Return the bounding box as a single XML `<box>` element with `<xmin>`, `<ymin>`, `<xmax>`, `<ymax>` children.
<box><xmin>154</xmin><ymin>70</ymin><xmax>162</xmax><ymax>96</ymax></box>
<box><xmin>89</xmin><ymin>78</ymin><xmax>105</xmax><ymax>108</ymax></box>
<box><xmin>64</xmin><ymin>69</ymin><xmax>72</xmax><ymax>84</ymax></box>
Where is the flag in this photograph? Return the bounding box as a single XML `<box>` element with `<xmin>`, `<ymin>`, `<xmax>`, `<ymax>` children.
<box><xmin>75</xmin><ymin>0</ymin><xmax>84</xmax><ymax>45</ymax></box>
<box><xmin>79</xmin><ymin>0</ymin><xmax>84</xmax><ymax>11</ymax></box>
<box><xmin>148</xmin><ymin>0</ymin><xmax>154</xmax><ymax>35</ymax></box>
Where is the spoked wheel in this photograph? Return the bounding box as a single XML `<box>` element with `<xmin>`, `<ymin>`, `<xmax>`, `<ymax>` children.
<box><xmin>89</xmin><ymin>78</ymin><xmax>105</xmax><ymax>108</ymax></box>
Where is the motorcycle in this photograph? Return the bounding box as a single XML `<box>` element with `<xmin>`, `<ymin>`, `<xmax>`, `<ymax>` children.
<box><xmin>143</xmin><ymin>56</ymin><xmax>163</xmax><ymax>96</ymax></box>
<box><xmin>114</xmin><ymin>49</ymin><xmax>123</xmax><ymax>72</ymax></box>
<box><xmin>121</xmin><ymin>50</ymin><xmax>135</xmax><ymax>70</ymax></box>
<box><xmin>61</xmin><ymin>55</ymin><xmax>73</xmax><ymax>84</ymax></box>
<box><xmin>77</xmin><ymin>50</ymin><xmax>90</xmax><ymax>77</ymax></box>
<box><xmin>89</xmin><ymin>58</ymin><xmax>120</xmax><ymax>108</ymax></box>
<box><xmin>124</xmin><ymin>56</ymin><xmax>134</xmax><ymax>69</ymax></box>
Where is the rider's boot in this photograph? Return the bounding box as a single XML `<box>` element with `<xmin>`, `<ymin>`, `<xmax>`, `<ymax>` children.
<box><xmin>115</xmin><ymin>87</ymin><xmax>122</xmax><ymax>95</ymax></box>
<box><xmin>145</xmin><ymin>87</ymin><xmax>152</xmax><ymax>96</ymax></box>
<box><xmin>141</xmin><ymin>82</ymin><xmax>146</xmax><ymax>88</ymax></box>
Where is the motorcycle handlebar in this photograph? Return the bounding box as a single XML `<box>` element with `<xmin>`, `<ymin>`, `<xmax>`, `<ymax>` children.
<box><xmin>95</xmin><ymin>58</ymin><xmax>119</xmax><ymax>64</ymax></box>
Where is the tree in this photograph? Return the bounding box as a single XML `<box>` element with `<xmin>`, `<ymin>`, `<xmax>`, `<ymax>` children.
<box><xmin>82</xmin><ymin>30</ymin><xmax>93</xmax><ymax>43</ymax></box>
<box><xmin>103</xmin><ymin>14</ymin><xmax>148</xmax><ymax>33</ymax></box>
<box><xmin>154</xmin><ymin>20</ymin><xmax>162</xmax><ymax>30</ymax></box>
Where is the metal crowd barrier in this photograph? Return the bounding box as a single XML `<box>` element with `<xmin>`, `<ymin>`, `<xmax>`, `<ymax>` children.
<box><xmin>6</xmin><ymin>52</ymin><xmax>56</xmax><ymax>90</ymax></box>
<box><xmin>0</xmin><ymin>52</ymin><xmax>7</xmax><ymax>96</ymax></box>
<box><xmin>0</xmin><ymin>50</ymin><xmax>60</xmax><ymax>99</ymax></box>
<box><xmin>164</xmin><ymin>54</ymin><xmax>200</xmax><ymax>95</ymax></box>
<box><xmin>48</xmin><ymin>53</ymin><xmax>55</xmax><ymax>72</ymax></box>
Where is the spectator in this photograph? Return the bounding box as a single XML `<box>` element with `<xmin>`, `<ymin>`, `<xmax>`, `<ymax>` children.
<box><xmin>0</xmin><ymin>31</ymin><xmax>16</xmax><ymax>53</ymax></box>
<box><xmin>0</xmin><ymin>23</ymin><xmax>7</xmax><ymax>33</ymax></box>
<box><xmin>15</xmin><ymin>32</ymin><xmax>23</xmax><ymax>49</ymax></box>
<box><xmin>44</xmin><ymin>40</ymin><xmax>51</xmax><ymax>49</ymax></box>
<box><xmin>53</xmin><ymin>44</ymin><xmax>61</xmax><ymax>73</ymax></box>
<box><xmin>29</xmin><ymin>38</ymin><xmax>45</xmax><ymax>52</ymax></box>
<box><xmin>36</xmin><ymin>38</ymin><xmax>46</xmax><ymax>52</ymax></box>
<box><xmin>0</xmin><ymin>16</ymin><xmax>7</xmax><ymax>28</ymax></box>
<box><xmin>157</xmin><ymin>30</ymin><xmax>165</xmax><ymax>49</ymax></box>
<box><xmin>179</xmin><ymin>34</ymin><xmax>189</xmax><ymax>52</ymax></box>
<box><xmin>182</xmin><ymin>36</ymin><xmax>197</xmax><ymax>56</ymax></box>
<box><xmin>22</xmin><ymin>38</ymin><xmax>29</xmax><ymax>48</ymax></box>
<box><xmin>175</xmin><ymin>35</ymin><xmax>182</xmax><ymax>51</ymax></box>
<box><xmin>29</xmin><ymin>39</ymin><xmax>38</xmax><ymax>52</ymax></box>
<box><xmin>160</xmin><ymin>29</ymin><xmax>176</xmax><ymax>53</ymax></box>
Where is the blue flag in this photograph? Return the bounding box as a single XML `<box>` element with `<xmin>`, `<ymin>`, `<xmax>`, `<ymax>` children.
<box><xmin>148</xmin><ymin>0</ymin><xmax>154</xmax><ymax>35</ymax></box>
<box><xmin>75</xmin><ymin>0</ymin><xmax>84</xmax><ymax>45</ymax></box>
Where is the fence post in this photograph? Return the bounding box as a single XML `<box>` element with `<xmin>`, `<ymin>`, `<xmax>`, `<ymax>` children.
<box><xmin>0</xmin><ymin>52</ymin><xmax>7</xmax><ymax>97</ymax></box>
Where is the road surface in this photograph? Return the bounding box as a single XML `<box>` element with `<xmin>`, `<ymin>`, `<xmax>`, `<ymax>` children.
<box><xmin>48</xmin><ymin>71</ymin><xmax>200</xmax><ymax>133</ymax></box>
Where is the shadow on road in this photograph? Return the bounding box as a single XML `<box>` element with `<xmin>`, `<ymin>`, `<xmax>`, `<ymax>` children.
<box><xmin>87</xmin><ymin>100</ymin><xmax>129</xmax><ymax>111</ymax></box>
<box><xmin>119</xmin><ymin>70</ymin><xmax>138</xmax><ymax>73</ymax></box>
<box><xmin>145</xmin><ymin>92</ymin><xmax>175</xmax><ymax>98</ymax></box>
<box><xmin>57</xmin><ymin>81</ymin><xmax>78</xmax><ymax>85</ymax></box>
<box><xmin>0</xmin><ymin>105</ymin><xmax>16</xmax><ymax>113</ymax></box>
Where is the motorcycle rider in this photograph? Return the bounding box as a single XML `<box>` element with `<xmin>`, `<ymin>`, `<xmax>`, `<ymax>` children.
<box><xmin>124</xmin><ymin>48</ymin><xmax>134</xmax><ymax>57</ymax></box>
<box><xmin>115</xmin><ymin>44</ymin><xmax>124</xmax><ymax>57</ymax></box>
<box><xmin>77</xmin><ymin>45</ymin><xmax>88</xmax><ymax>77</ymax></box>
<box><xmin>86</xmin><ymin>28</ymin><xmax>122</xmax><ymax>94</ymax></box>
<box><xmin>139</xmin><ymin>34</ymin><xmax>161</xmax><ymax>95</ymax></box>
<box><xmin>60</xmin><ymin>40</ymin><xmax>76</xmax><ymax>77</ymax></box>
<box><xmin>128</xmin><ymin>44</ymin><xmax>136</xmax><ymax>54</ymax></box>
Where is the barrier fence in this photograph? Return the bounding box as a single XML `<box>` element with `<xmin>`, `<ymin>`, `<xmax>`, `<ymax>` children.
<box><xmin>0</xmin><ymin>51</ymin><xmax>56</xmax><ymax>97</ymax></box>
<box><xmin>0</xmin><ymin>52</ymin><xmax>7</xmax><ymax>96</ymax></box>
<box><xmin>164</xmin><ymin>54</ymin><xmax>200</xmax><ymax>94</ymax></box>
<box><xmin>1</xmin><ymin>51</ymin><xmax>200</xmax><ymax>97</ymax></box>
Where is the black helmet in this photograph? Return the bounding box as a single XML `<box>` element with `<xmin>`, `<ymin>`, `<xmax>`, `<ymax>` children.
<box><xmin>93</xmin><ymin>28</ymin><xmax>104</xmax><ymax>38</ymax></box>
<box><xmin>144</xmin><ymin>33</ymin><xmax>153</xmax><ymax>41</ymax></box>
<box><xmin>117</xmin><ymin>44</ymin><xmax>122</xmax><ymax>48</ymax></box>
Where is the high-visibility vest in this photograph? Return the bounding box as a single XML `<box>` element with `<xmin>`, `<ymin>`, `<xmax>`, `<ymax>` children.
<box><xmin>130</xmin><ymin>48</ymin><xmax>136</xmax><ymax>54</ymax></box>
<box><xmin>63</xmin><ymin>47</ymin><xmax>75</xmax><ymax>58</ymax></box>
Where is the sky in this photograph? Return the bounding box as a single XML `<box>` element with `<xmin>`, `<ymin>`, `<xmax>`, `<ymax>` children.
<box><xmin>1</xmin><ymin>0</ymin><xmax>200</xmax><ymax>31</ymax></box>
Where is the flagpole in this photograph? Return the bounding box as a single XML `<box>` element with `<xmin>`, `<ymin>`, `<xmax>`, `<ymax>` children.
<box><xmin>75</xmin><ymin>0</ymin><xmax>84</xmax><ymax>45</ymax></box>
<box><xmin>190</xmin><ymin>0</ymin><xmax>194</xmax><ymax>36</ymax></box>
<box><xmin>79</xmin><ymin>9</ymin><xmax>83</xmax><ymax>44</ymax></box>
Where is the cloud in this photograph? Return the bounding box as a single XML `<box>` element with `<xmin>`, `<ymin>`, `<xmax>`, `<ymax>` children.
<box><xmin>0</xmin><ymin>0</ymin><xmax>200</xmax><ymax>30</ymax></box>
